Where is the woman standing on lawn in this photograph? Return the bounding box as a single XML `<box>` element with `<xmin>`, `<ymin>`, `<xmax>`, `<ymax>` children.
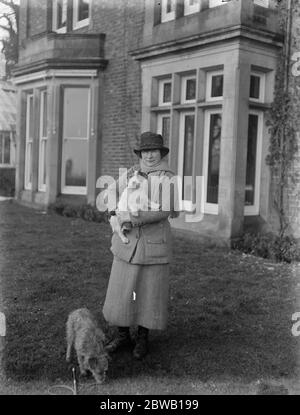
<box><xmin>103</xmin><ymin>131</ymin><xmax>179</xmax><ymax>360</ymax></box>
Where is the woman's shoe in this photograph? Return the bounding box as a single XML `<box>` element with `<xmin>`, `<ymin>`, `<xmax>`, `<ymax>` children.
<box><xmin>133</xmin><ymin>326</ymin><xmax>149</xmax><ymax>360</ymax></box>
<box><xmin>105</xmin><ymin>327</ymin><xmax>132</xmax><ymax>353</ymax></box>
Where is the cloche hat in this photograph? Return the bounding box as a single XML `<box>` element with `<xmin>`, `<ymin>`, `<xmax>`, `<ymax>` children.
<box><xmin>134</xmin><ymin>131</ymin><xmax>169</xmax><ymax>158</ymax></box>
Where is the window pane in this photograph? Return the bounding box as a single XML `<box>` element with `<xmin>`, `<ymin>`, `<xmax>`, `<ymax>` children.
<box><xmin>78</xmin><ymin>0</ymin><xmax>89</xmax><ymax>21</ymax></box>
<box><xmin>211</xmin><ymin>75</ymin><xmax>223</xmax><ymax>98</ymax></box>
<box><xmin>207</xmin><ymin>114</ymin><xmax>221</xmax><ymax>204</ymax></box>
<box><xmin>57</xmin><ymin>0</ymin><xmax>67</xmax><ymax>29</ymax></box>
<box><xmin>4</xmin><ymin>134</ymin><xmax>10</xmax><ymax>164</ymax></box>
<box><xmin>250</xmin><ymin>75</ymin><xmax>260</xmax><ymax>99</ymax></box>
<box><xmin>29</xmin><ymin>95</ymin><xmax>34</xmax><ymax>139</ymax></box>
<box><xmin>186</xmin><ymin>78</ymin><xmax>196</xmax><ymax>101</ymax></box>
<box><xmin>166</xmin><ymin>0</ymin><xmax>173</xmax><ymax>13</ymax></box>
<box><xmin>43</xmin><ymin>140</ymin><xmax>47</xmax><ymax>186</ymax></box>
<box><xmin>26</xmin><ymin>142</ymin><xmax>33</xmax><ymax>185</ymax></box>
<box><xmin>63</xmin><ymin>88</ymin><xmax>89</xmax><ymax>138</ymax></box>
<box><xmin>163</xmin><ymin>82</ymin><xmax>172</xmax><ymax>103</ymax></box>
<box><xmin>29</xmin><ymin>143</ymin><xmax>33</xmax><ymax>184</ymax></box>
<box><xmin>42</xmin><ymin>91</ymin><xmax>47</xmax><ymax>137</ymax></box>
<box><xmin>64</xmin><ymin>140</ymin><xmax>87</xmax><ymax>187</ymax></box>
<box><xmin>162</xmin><ymin>116</ymin><xmax>170</xmax><ymax>147</ymax></box>
<box><xmin>0</xmin><ymin>135</ymin><xmax>3</xmax><ymax>163</ymax></box>
<box><xmin>245</xmin><ymin>114</ymin><xmax>258</xmax><ymax>206</ymax></box>
<box><xmin>183</xmin><ymin>115</ymin><xmax>195</xmax><ymax>201</ymax></box>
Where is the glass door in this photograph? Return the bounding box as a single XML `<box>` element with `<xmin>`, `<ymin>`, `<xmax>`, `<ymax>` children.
<box><xmin>61</xmin><ymin>87</ymin><xmax>90</xmax><ymax>195</ymax></box>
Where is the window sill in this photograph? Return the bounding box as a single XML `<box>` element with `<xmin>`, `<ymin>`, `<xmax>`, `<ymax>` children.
<box><xmin>197</xmin><ymin>101</ymin><xmax>223</xmax><ymax>109</ymax></box>
<box><xmin>249</xmin><ymin>101</ymin><xmax>271</xmax><ymax>110</ymax></box>
<box><xmin>161</xmin><ymin>14</ymin><xmax>176</xmax><ymax>23</ymax></box>
<box><xmin>73</xmin><ymin>19</ymin><xmax>90</xmax><ymax>30</ymax></box>
<box><xmin>150</xmin><ymin>105</ymin><xmax>171</xmax><ymax>112</ymax></box>
<box><xmin>53</xmin><ymin>27</ymin><xmax>67</xmax><ymax>34</ymax></box>
<box><xmin>173</xmin><ymin>103</ymin><xmax>197</xmax><ymax>110</ymax></box>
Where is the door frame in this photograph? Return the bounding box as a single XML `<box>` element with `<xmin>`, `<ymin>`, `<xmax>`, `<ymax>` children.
<box><xmin>61</xmin><ymin>86</ymin><xmax>91</xmax><ymax>195</ymax></box>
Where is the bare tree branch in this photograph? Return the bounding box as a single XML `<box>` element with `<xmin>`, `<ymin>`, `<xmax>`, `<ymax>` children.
<box><xmin>0</xmin><ymin>0</ymin><xmax>19</xmax><ymax>78</ymax></box>
<box><xmin>0</xmin><ymin>24</ymin><xmax>10</xmax><ymax>33</ymax></box>
<box><xmin>0</xmin><ymin>0</ymin><xmax>16</xmax><ymax>10</ymax></box>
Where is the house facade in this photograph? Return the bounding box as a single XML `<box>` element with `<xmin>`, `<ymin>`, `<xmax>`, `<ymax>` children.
<box><xmin>13</xmin><ymin>0</ymin><xmax>299</xmax><ymax>243</ymax></box>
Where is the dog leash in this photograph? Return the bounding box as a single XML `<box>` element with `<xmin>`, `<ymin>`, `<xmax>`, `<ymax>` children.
<box><xmin>48</xmin><ymin>366</ymin><xmax>103</xmax><ymax>395</ymax></box>
<box><xmin>48</xmin><ymin>366</ymin><xmax>78</xmax><ymax>395</ymax></box>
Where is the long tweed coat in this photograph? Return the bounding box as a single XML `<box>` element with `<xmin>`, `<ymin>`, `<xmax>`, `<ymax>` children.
<box><xmin>102</xmin><ymin>164</ymin><xmax>179</xmax><ymax>330</ymax></box>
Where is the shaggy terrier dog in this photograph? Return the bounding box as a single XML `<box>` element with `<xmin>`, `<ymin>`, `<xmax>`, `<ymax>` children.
<box><xmin>66</xmin><ymin>308</ymin><xmax>109</xmax><ymax>384</ymax></box>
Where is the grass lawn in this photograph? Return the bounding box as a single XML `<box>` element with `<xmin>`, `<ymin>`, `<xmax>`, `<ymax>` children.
<box><xmin>0</xmin><ymin>200</ymin><xmax>299</xmax><ymax>395</ymax></box>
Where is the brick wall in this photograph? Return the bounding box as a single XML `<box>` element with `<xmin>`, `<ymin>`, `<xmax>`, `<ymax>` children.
<box><xmin>90</xmin><ymin>0</ymin><xmax>144</xmax><ymax>178</ymax></box>
<box><xmin>267</xmin><ymin>1</ymin><xmax>300</xmax><ymax>239</ymax></box>
<box><xmin>19</xmin><ymin>0</ymin><xmax>28</xmax><ymax>45</ymax></box>
<box><xmin>27</xmin><ymin>0</ymin><xmax>48</xmax><ymax>38</ymax></box>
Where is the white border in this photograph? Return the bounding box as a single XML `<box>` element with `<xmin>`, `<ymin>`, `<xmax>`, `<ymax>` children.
<box><xmin>161</xmin><ymin>0</ymin><xmax>176</xmax><ymax>23</ymax></box>
<box><xmin>181</xmin><ymin>75</ymin><xmax>197</xmax><ymax>104</ymax></box>
<box><xmin>206</xmin><ymin>70</ymin><xmax>224</xmax><ymax>102</ymax></box>
<box><xmin>244</xmin><ymin>111</ymin><xmax>263</xmax><ymax>216</ymax></box>
<box><xmin>61</xmin><ymin>87</ymin><xmax>90</xmax><ymax>195</ymax></box>
<box><xmin>52</xmin><ymin>0</ymin><xmax>67</xmax><ymax>34</ymax></box>
<box><xmin>73</xmin><ymin>0</ymin><xmax>90</xmax><ymax>30</ymax></box>
<box><xmin>184</xmin><ymin>0</ymin><xmax>201</xmax><ymax>16</ymax></box>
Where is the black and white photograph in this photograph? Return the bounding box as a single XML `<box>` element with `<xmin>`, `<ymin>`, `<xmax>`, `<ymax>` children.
<box><xmin>0</xmin><ymin>0</ymin><xmax>300</xmax><ymax>400</ymax></box>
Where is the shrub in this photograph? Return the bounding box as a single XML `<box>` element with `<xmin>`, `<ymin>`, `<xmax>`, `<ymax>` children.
<box><xmin>0</xmin><ymin>168</ymin><xmax>15</xmax><ymax>197</ymax></box>
<box><xmin>232</xmin><ymin>232</ymin><xmax>299</xmax><ymax>263</ymax></box>
<box><xmin>49</xmin><ymin>202</ymin><xmax>107</xmax><ymax>224</ymax></box>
